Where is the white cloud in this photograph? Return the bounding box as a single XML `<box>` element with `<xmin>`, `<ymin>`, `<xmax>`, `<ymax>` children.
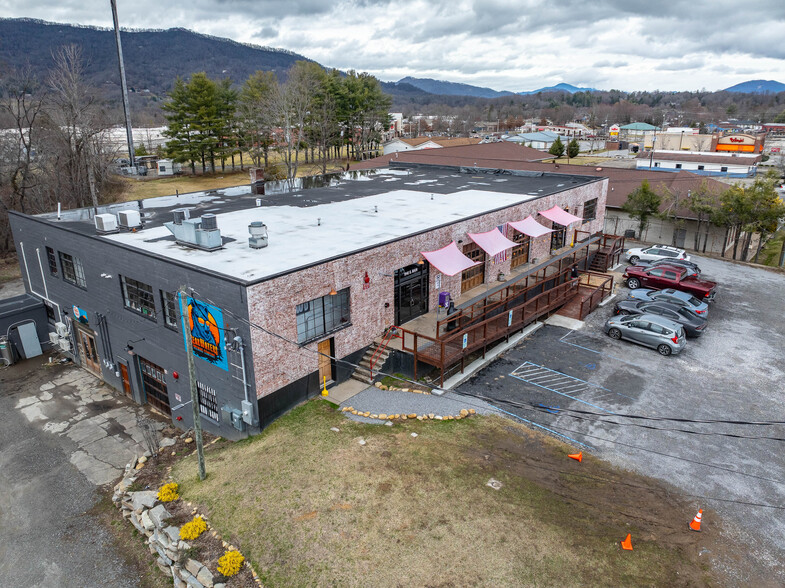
<box><xmin>0</xmin><ymin>0</ymin><xmax>783</xmax><ymax>91</ymax></box>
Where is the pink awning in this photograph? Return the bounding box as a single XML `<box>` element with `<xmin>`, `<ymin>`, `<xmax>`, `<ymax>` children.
<box><xmin>539</xmin><ymin>205</ymin><xmax>583</xmax><ymax>226</ymax></box>
<box><xmin>467</xmin><ymin>228</ymin><xmax>518</xmax><ymax>257</ymax></box>
<box><xmin>421</xmin><ymin>241</ymin><xmax>478</xmax><ymax>276</ymax></box>
<box><xmin>508</xmin><ymin>215</ymin><xmax>553</xmax><ymax>238</ymax></box>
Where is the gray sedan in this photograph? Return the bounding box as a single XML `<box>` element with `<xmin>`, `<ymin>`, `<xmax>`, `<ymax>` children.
<box><xmin>603</xmin><ymin>313</ymin><xmax>687</xmax><ymax>356</ymax></box>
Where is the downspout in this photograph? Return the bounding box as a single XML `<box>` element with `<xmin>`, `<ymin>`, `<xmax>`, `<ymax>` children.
<box><xmin>19</xmin><ymin>242</ymin><xmax>62</xmax><ymax>322</ymax></box>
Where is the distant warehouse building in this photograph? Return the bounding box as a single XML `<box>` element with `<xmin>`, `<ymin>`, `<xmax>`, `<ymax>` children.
<box><xmin>9</xmin><ymin>166</ymin><xmax>608</xmax><ymax>438</ymax></box>
<box><xmin>635</xmin><ymin>150</ymin><xmax>761</xmax><ymax>177</ymax></box>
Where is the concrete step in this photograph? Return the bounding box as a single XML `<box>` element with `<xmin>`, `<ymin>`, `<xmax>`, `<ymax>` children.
<box><xmin>354</xmin><ymin>366</ymin><xmax>372</xmax><ymax>376</ymax></box>
<box><xmin>351</xmin><ymin>373</ymin><xmax>374</xmax><ymax>384</ymax></box>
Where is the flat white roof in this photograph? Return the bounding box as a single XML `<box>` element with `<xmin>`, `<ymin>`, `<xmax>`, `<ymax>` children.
<box><xmin>105</xmin><ymin>188</ymin><xmax>540</xmax><ymax>282</ymax></box>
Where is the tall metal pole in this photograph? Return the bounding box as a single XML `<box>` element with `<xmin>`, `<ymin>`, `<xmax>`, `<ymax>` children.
<box><xmin>110</xmin><ymin>0</ymin><xmax>136</xmax><ymax>169</ymax></box>
<box><xmin>179</xmin><ymin>286</ymin><xmax>206</xmax><ymax>481</ymax></box>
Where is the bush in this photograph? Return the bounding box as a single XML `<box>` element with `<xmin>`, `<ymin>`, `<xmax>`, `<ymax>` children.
<box><xmin>157</xmin><ymin>482</ymin><xmax>180</xmax><ymax>503</ymax></box>
<box><xmin>217</xmin><ymin>550</ymin><xmax>245</xmax><ymax>577</ymax></box>
<box><xmin>179</xmin><ymin>515</ymin><xmax>207</xmax><ymax>541</ymax></box>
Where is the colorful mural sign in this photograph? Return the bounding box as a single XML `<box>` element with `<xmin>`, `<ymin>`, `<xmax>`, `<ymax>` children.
<box><xmin>179</xmin><ymin>294</ymin><xmax>228</xmax><ymax>371</ymax></box>
<box><xmin>72</xmin><ymin>305</ymin><xmax>89</xmax><ymax>324</ymax></box>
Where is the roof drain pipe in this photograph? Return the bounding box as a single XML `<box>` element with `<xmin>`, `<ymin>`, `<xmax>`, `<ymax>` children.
<box><xmin>234</xmin><ymin>335</ymin><xmax>256</xmax><ymax>427</ymax></box>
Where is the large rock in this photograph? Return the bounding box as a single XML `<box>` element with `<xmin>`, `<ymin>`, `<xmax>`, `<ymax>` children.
<box><xmin>184</xmin><ymin>559</ymin><xmax>203</xmax><ymax>577</ymax></box>
<box><xmin>196</xmin><ymin>566</ymin><xmax>214</xmax><ymax>587</ymax></box>
<box><xmin>129</xmin><ymin>490</ymin><xmax>158</xmax><ymax>512</ymax></box>
<box><xmin>148</xmin><ymin>504</ymin><xmax>172</xmax><ymax>528</ymax></box>
<box><xmin>159</xmin><ymin>437</ymin><xmax>177</xmax><ymax>449</ymax></box>
<box><xmin>140</xmin><ymin>510</ymin><xmax>155</xmax><ymax>532</ymax></box>
<box><xmin>163</xmin><ymin>525</ymin><xmax>181</xmax><ymax>544</ymax></box>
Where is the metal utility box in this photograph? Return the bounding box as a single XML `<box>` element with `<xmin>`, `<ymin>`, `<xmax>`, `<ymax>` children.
<box><xmin>230</xmin><ymin>409</ymin><xmax>246</xmax><ymax>431</ymax></box>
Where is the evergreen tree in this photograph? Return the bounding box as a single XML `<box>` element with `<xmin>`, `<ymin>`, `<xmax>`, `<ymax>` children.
<box><xmin>238</xmin><ymin>70</ymin><xmax>277</xmax><ymax>168</ymax></box>
<box><xmin>566</xmin><ymin>138</ymin><xmax>580</xmax><ymax>159</ymax></box>
<box><xmin>548</xmin><ymin>136</ymin><xmax>565</xmax><ymax>157</ymax></box>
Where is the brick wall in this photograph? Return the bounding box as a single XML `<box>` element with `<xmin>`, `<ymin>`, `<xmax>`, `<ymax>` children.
<box><xmin>246</xmin><ymin>179</ymin><xmax>607</xmax><ymax>398</ymax></box>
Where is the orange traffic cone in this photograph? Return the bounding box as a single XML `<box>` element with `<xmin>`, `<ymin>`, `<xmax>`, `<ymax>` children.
<box><xmin>568</xmin><ymin>451</ymin><xmax>582</xmax><ymax>462</ymax></box>
<box><xmin>689</xmin><ymin>509</ymin><xmax>702</xmax><ymax>532</ymax></box>
<box><xmin>620</xmin><ymin>533</ymin><xmax>633</xmax><ymax>551</ymax></box>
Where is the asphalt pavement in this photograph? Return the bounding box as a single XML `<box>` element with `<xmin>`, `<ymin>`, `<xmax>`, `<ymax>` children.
<box><xmin>457</xmin><ymin>255</ymin><xmax>785</xmax><ymax>583</ymax></box>
<box><xmin>0</xmin><ymin>360</ymin><xmax>165</xmax><ymax>587</ymax></box>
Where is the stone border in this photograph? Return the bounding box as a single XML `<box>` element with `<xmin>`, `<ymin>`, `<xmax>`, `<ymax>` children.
<box><xmin>112</xmin><ymin>458</ymin><xmax>263</xmax><ymax>588</ymax></box>
<box><xmin>373</xmin><ymin>381</ymin><xmax>431</xmax><ymax>394</ymax></box>
<box><xmin>341</xmin><ymin>406</ymin><xmax>476</xmax><ymax>421</ymax></box>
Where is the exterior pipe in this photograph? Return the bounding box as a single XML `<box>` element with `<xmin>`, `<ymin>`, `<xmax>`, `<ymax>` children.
<box><xmin>19</xmin><ymin>242</ymin><xmax>62</xmax><ymax>322</ymax></box>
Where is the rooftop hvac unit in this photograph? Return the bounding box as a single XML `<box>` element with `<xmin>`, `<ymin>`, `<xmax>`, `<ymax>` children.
<box><xmin>117</xmin><ymin>209</ymin><xmax>142</xmax><ymax>229</ymax></box>
<box><xmin>55</xmin><ymin>322</ymin><xmax>68</xmax><ymax>337</ymax></box>
<box><xmin>48</xmin><ymin>332</ymin><xmax>60</xmax><ymax>345</ymax></box>
<box><xmin>58</xmin><ymin>338</ymin><xmax>71</xmax><ymax>352</ymax></box>
<box><xmin>201</xmin><ymin>213</ymin><xmax>217</xmax><ymax>230</ymax></box>
<box><xmin>248</xmin><ymin>221</ymin><xmax>268</xmax><ymax>249</ymax></box>
<box><xmin>94</xmin><ymin>214</ymin><xmax>119</xmax><ymax>234</ymax></box>
<box><xmin>172</xmin><ymin>208</ymin><xmax>191</xmax><ymax>225</ymax></box>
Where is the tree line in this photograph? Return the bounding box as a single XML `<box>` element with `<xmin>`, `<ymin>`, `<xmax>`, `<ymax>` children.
<box><xmin>161</xmin><ymin>62</ymin><xmax>392</xmax><ymax>181</ymax></box>
<box><xmin>622</xmin><ymin>172</ymin><xmax>785</xmax><ymax>263</ymax></box>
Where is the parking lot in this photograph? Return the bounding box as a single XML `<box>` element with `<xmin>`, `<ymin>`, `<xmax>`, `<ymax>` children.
<box><xmin>457</xmin><ymin>254</ymin><xmax>785</xmax><ymax>583</ymax></box>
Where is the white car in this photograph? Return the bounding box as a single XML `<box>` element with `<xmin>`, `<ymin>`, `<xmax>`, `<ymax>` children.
<box><xmin>625</xmin><ymin>245</ymin><xmax>690</xmax><ymax>265</ymax></box>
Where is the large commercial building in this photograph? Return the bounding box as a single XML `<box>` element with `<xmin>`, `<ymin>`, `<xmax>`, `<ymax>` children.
<box><xmin>9</xmin><ymin>164</ymin><xmax>607</xmax><ymax>438</ymax></box>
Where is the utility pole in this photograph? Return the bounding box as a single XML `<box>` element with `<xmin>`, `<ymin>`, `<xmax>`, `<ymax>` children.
<box><xmin>179</xmin><ymin>286</ymin><xmax>206</xmax><ymax>481</ymax></box>
<box><xmin>110</xmin><ymin>0</ymin><xmax>136</xmax><ymax>169</ymax></box>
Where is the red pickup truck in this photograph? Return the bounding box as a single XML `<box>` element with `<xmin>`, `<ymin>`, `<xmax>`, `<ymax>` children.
<box><xmin>624</xmin><ymin>264</ymin><xmax>717</xmax><ymax>301</ymax></box>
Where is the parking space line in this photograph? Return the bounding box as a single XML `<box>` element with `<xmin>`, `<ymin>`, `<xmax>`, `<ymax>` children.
<box><xmin>558</xmin><ymin>330</ymin><xmax>645</xmax><ymax>369</ymax></box>
<box><xmin>510</xmin><ymin>361</ymin><xmax>619</xmax><ymax>413</ymax></box>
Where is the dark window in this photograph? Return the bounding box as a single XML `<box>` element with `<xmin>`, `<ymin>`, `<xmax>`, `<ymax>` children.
<box><xmin>654</xmin><ymin>162</ymin><xmax>660</xmax><ymax>167</ymax></box>
<box><xmin>675</xmin><ymin>163</ymin><xmax>682</xmax><ymax>169</ymax></box>
<box><xmin>196</xmin><ymin>381</ymin><xmax>219</xmax><ymax>421</ymax></box>
<box><xmin>661</xmin><ymin>250</ymin><xmax>678</xmax><ymax>257</ymax></box>
<box><xmin>59</xmin><ymin>252</ymin><xmax>86</xmax><ymax>288</ymax></box>
<box><xmin>648</xmin><ymin>323</ymin><xmax>668</xmax><ymax>335</ymax></box>
<box><xmin>648</xmin><ymin>268</ymin><xmax>665</xmax><ymax>277</ymax></box>
<box><xmin>582</xmin><ymin>198</ymin><xmax>597</xmax><ymax>223</ymax></box>
<box><xmin>121</xmin><ymin>276</ymin><xmax>156</xmax><ymax>319</ymax></box>
<box><xmin>721</xmin><ymin>166</ymin><xmax>728</xmax><ymax>172</ymax></box>
<box><xmin>161</xmin><ymin>291</ymin><xmax>178</xmax><ymax>330</ymax></box>
<box><xmin>44</xmin><ymin>303</ymin><xmax>55</xmax><ymax>322</ymax></box>
<box><xmin>697</xmin><ymin>165</ymin><xmax>705</xmax><ymax>170</ymax></box>
<box><xmin>510</xmin><ymin>231</ymin><xmax>530</xmax><ymax>269</ymax></box>
<box><xmin>46</xmin><ymin>247</ymin><xmax>58</xmax><ymax>276</ymax></box>
<box><xmin>296</xmin><ymin>288</ymin><xmax>351</xmax><ymax>344</ymax></box>
<box><xmin>664</xmin><ymin>271</ymin><xmax>679</xmax><ymax>280</ymax></box>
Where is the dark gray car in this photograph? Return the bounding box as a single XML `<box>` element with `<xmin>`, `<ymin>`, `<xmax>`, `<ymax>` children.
<box><xmin>614</xmin><ymin>299</ymin><xmax>707</xmax><ymax>337</ymax></box>
<box><xmin>603</xmin><ymin>313</ymin><xmax>687</xmax><ymax>356</ymax></box>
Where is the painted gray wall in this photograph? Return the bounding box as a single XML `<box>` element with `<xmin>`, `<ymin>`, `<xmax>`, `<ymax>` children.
<box><xmin>10</xmin><ymin>212</ymin><xmax>258</xmax><ymax>440</ymax></box>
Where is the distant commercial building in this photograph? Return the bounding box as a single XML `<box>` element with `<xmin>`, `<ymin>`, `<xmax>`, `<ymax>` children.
<box><xmin>382</xmin><ymin>136</ymin><xmax>480</xmax><ymax>155</ymax></box>
<box><xmin>635</xmin><ymin>150</ymin><xmax>761</xmax><ymax>177</ymax></box>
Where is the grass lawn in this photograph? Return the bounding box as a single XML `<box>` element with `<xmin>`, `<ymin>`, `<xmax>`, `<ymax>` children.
<box><xmin>759</xmin><ymin>230</ymin><xmax>785</xmax><ymax>266</ymax></box>
<box><xmin>0</xmin><ymin>255</ymin><xmax>21</xmax><ymax>284</ymax></box>
<box><xmin>172</xmin><ymin>400</ymin><xmax>719</xmax><ymax>587</ymax></box>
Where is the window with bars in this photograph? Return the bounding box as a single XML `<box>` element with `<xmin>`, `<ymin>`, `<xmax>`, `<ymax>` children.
<box><xmin>196</xmin><ymin>381</ymin><xmax>219</xmax><ymax>421</ymax></box>
<box><xmin>583</xmin><ymin>198</ymin><xmax>598</xmax><ymax>223</ymax></box>
<box><xmin>46</xmin><ymin>247</ymin><xmax>58</xmax><ymax>276</ymax></box>
<box><xmin>59</xmin><ymin>251</ymin><xmax>86</xmax><ymax>288</ymax></box>
<box><xmin>161</xmin><ymin>290</ymin><xmax>178</xmax><ymax>330</ymax></box>
<box><xmin>296</xmin><ymin>288</ymin><xmax>351</xmax><ymax>344</ymax></box>
<box><xmin>121</xmin><ymin>275</ymin><xmax>156</xmax><ymax>319</ymax></box>
<box><xmin>510</xmin><ymin>231</ymin><xmax>531</xmax><ymax>269</ymax></box>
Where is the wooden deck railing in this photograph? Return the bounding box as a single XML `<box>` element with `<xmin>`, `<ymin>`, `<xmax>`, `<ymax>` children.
<box><xmin>399</xmin><ymin>278</ymin><xmax>579</xmax><ymax>385</ymax></box>
<box><xmin>577</xmin><ymin>271</ymin><xmax>614</xmax><ymax>320</ymax></box>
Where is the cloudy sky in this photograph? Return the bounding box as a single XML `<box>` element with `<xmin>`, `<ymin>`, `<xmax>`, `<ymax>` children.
<box><xmin>3</xmin><ymin>0</ymin><xmax>784</xmax><ymax>92</ymax></box>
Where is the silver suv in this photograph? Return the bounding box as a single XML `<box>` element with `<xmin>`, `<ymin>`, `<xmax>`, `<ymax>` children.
<box><xmin>603</xmin><ymin>313</ymin><xmax>687</xmax><ymax>356</ymax></box>
<box><xmin>625</xmin><ymin>244</ymin><xmax>689</xmax><ymax>265</ymax></box>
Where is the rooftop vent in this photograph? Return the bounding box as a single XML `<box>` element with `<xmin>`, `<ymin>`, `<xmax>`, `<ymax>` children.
<box><xmin>117</xmin><ymin>209</ymin><xmax>142</xmax><ymax>230</ymax></box>
<box><xmin>248</xmin><ymin>221</ymin><xmax>268</xmax><ymax>249</ymax></box>
<box><xmin>164</xmin><ymin>213</ymin><xmax>222</xmax><ymax>251</ymax></box>
<box><xmin>95</xmin><ymin>214</ymin><xmax>119</xmax><ymax>234</ymax></box>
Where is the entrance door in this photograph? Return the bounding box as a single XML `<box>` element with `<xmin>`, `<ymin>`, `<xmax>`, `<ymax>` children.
<box><xmin>75</xmin><ymin>327</ymin><xmax>101</xmax><ymax>375</ymax></box>
<box><xmin>139</xmin><ymin>357</ymin><xmax>171</xmax><ymax>415</ymax></box>
<box><xmin>461</xmin><ymin>243</ymin><xmax>485</xmax><ymax>293</ymax></box>
<box><xmin>317</xmin><ymin>338</ymin><xmax>334</xmax><ymax>386</ymax></box>
<box><xmin>551</xmin><ymin>224</ymin><xmax>566</xmax><ymax>250</ymax></box>
<box><xmin>394</xmin><ymin>263</ymin><xmax>430</xmax><ymax>325</ymax></box>
<box><xmin>674</xmin><ymin>229</ymin><xmax>687</xmax><ymax>248</ymax></box>
<box><xmin>119</xmin><ymin>363</ymin><xmax>133</xmax><ymax>399</ymax></box>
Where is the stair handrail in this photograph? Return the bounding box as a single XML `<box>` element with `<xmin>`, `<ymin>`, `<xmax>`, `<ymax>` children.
<box><xmin>369</xmin><ymin>326</ymin><xmax>398</xmax><ymax>377</ymax></box>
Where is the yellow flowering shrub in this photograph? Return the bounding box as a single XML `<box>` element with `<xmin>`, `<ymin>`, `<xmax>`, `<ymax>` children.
<box><xmin>179</xmin><ymin>515</ymin><xmax>207</xmax><ymax>541</ymax></box>
<box><xmin>217</xmin><ymin>550</ymin><xmax>244</xmax><ymax>577</ymax></box>
<box><xmin>157</xmin><ymin>482</ymin><xmax>179</xmax><ymax>503</ymax></box>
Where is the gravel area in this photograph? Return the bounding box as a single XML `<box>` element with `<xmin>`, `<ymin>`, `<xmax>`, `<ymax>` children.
<box><xmin>340</xmin><ymin>387</ymin><xmax>500</xmax><ymax>424</ymax></box>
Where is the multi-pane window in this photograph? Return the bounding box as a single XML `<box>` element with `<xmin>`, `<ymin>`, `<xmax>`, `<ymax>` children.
<box><xmin>583</xmin><ymin>198</ymin><xmax>597</xmax><ymax>223</ymax></box>
<box><xmin>59</xmin><ymin>251</ymin><xmax>86</xmax><ymax>288</ymax></box>
<box><xmin>510</xmin><ymin>231</ymin><xmax>531</xmax><ymax>269</ymax></box>
<box><xmin>161</xmin><ymin>290</ymin><xmax>179</xmax><ymax>330</ymax></box>
<box><xmin>296</xmin><ymin>288</ymin><xmax>351</xmax><ymax>344</ymax></box>
<box><xmin>121</xmin><ymin>276</ymin><xmax>156</xmax><ymax>319</ymax></box>
<box><xmin>45</xmin><ymin>247</ymin><xmax>58</xmax><ymax>275</ymax></box>
<box><xmin>196</xmin><ymin>381</ymin><xmax>219</xmax><ymax>421</ymax></box>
